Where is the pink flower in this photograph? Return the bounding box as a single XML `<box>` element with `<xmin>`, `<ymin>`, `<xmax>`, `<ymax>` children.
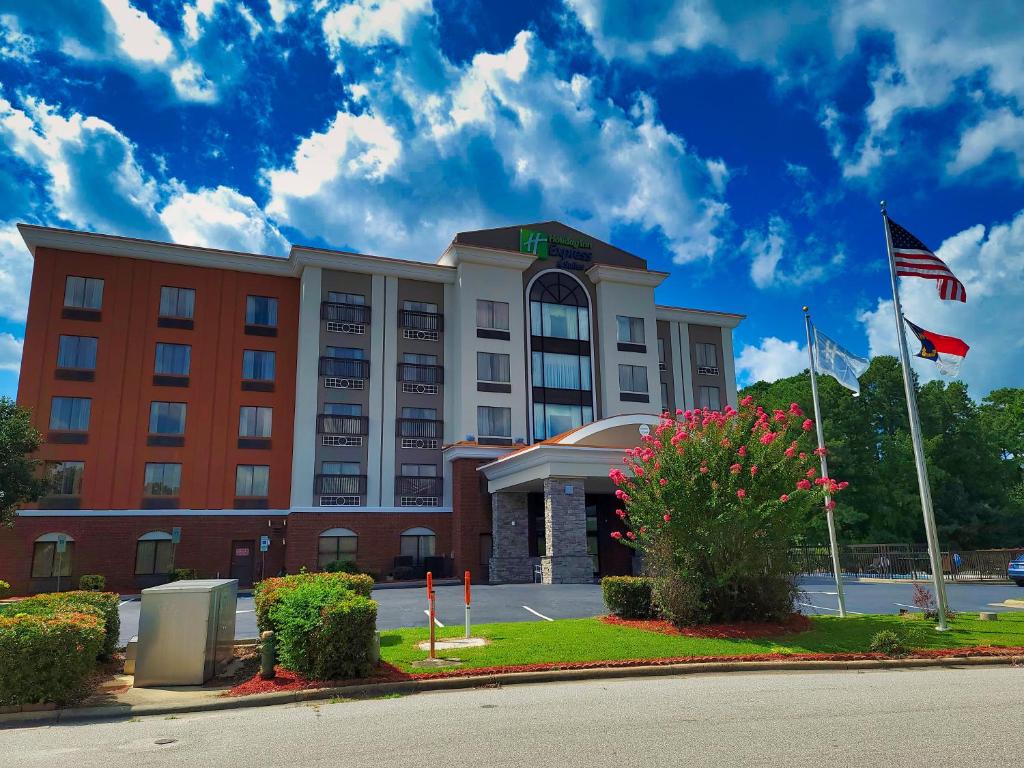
<box><xmin>659</xmin><ymin>477</ymin><xmax>668</xmax><ymax>486</ymax></box>
<box><xmin>663</xmin><ymin>513</ymin><xmax>671</xmax><ymax>522</ymax></box>
<box><xmin>699</xmin><ymin>466</ymin><xmax>709</xmax><ymax>474</ymax></box>
<box><xmin>615</xmin><ymin>508</ymin><xmax>626</xmax><ymax>519</ymax></box>
<box><xmin>813</xmin><ymin>447</ymin><xmax>827</xmax><ymax>456</ymax></box>
<box><xmin>738</xmin><ymin>445</ymin><xmax>747</xmax><ymax>457</ymax></box>
<box><xmin>610</xmin><ymin>531</ymin><xmax>622</xmax><ymax>540</ymax></box>
<box><xmin>634</xmin><ymin>466</ymin><xmax>644</xmax><ymax>477</ymax></box>
<box><xmin>736</xmin><ymin>488</ymin><xmax>746</xmax><ymax>499</ymax></box>
<box><xmin>740</xmin><ymin>395</ymin><xmax>754</xmax><ymax>406</ymax></box>
<box><xmin>784</xmin><ymin>446</ymin><xmax>797</xmax><ymax>458</ymax></box>
<box><xmin>825</xmin><ymin>500</ymin><xmax>836</xmax><ymax>511</ymax></box>
<box><xmin>799</xmin><ymin>452</ymin><xmax>807</xmax><ymax>461</ymax></box>
<box><xmin>779</xmin><ymin>494</ymin><xmax>789</xmax><ymax>502</ymax></box>
<box><xmin>759</xmin><ymin>431</ymin><xmax>778</xmax><ymax>445</ymax></box>
<box><xmin>788</xmin><ymin>403</ymin><xmax>804</xmax><ymax>417</ymax></box>
<box><xmin>750</xmin><ymin>465</ymin><xmax>759</xmax><ymax>476</ymax></box>
<box><xmin>730</xmin><ymin>463</ymin><xmax>742</xmax><ymax>475</ymax></box>
<box><xmin>806</xmin><ymin>468</ymin><xmax>817</xmax><ymax>479</ymax></box>
<box><xmin>802</xmin><ymin>419</ymin><xmax>813</xmax><ymax>431</ymax></box>
<box><xmin>676</xmin><ymin>408</ymin><xmax>683</xmax><ymax>416</ymax></box>
<box><xmin>615</xmin><ymin>489</ymin><xmax>628</xmax><ymax>500</ymax></box>
<box><xmin>626</xmin><ymin>531</ymin><xmax>636</xmax><ymax>541</ymax></box>
<box><xmin>796</xmin><ymin>479</ymin><xmax>812</xmax><ymax>491</ymax></box>
<box><xmin>720</xmin><ymin>438</ymin><xmax>731</xmax><ymax>448</ymax></box>
<box><xmin>639</xmin><ymin>526</ymin><xmax>647</xmax><ymax>534</ymax></box>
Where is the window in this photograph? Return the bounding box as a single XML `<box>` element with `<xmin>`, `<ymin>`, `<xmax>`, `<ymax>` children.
<box><xmin>135</xmin><ymin>531</ymin><xmax>174</xmax><ymax>576</ymax></box>
<box><xmin>49</xmin><ymin>397</ymin><xmax>90</xmax><ymax>431</ymax></box>
<box><xmin>318</xmin><ymin>528</ymin><xmax>357</xmax><ymax>569</ymax></box>
<box><xmin>144</xmin><ymin>463</ymin><xmax>181</xmax><ymax>496</ymax></box>
<box><xmin>698</xmin><ymin>385</ymin><xmax>721</xmax><ymax>411</ymax></box>
<box><xmin>64</xmin><ymin>276</ymin><xmax>103</xmax><ymax>309</ymax></box>
<box><xmin>616</xmin><ymin>316</ymin><xmax>645</xmax><ymax>344</ymax></box>
<box><xmin>618</xmin><ymin>364</ymin><xmax>649</xmax><ymax>393</ymax></box>
<box><xmin>246</xmin><ymin>295</ymin><xmax>278</xmax><ymax>327</ymax></box>
<box><xmin>31</xmin><ymin>533</ymin><xmax>73</xmax><ymax>578</ymax></box>
<box><xmin>323</xmin><ymin>461</ymin><xmax>361</xmax><ymax>475</ymax></box>
<box><xmin>401</xmin><ymin>407</ymin><xmax>437</xmax><ymax>420</ymax></box>
<box><xmin>236</xmin><ymin>465</ymin><xmax>269</xmax><ymax>496</ymax></box>
<box><xmin>403</xmin><ymin>300</ymin><xmax>437</xmax><ymax>313</ymax></box>
<box><xmin>532</xmin><ymin>352</ymin><xmax>591</xmax><ymax>390</ymax></box>
<box><xmin>401</xmin><ymin>464</ymin><xmax>437</xmax><ymax>477</ymax></box>
<box><xmin>658</xmin><ymin>338</ymin><xmax>666</xmax><ymax>364</ymax></box>
<box><xmin>149</xmin><ymin>402</ymin><xmax>186</xmax><ymax>434</ymax></box>
<box><xmin>327</xmin><ymin>346</ymin><xmax>365</xmax><ymax>359</ymax></box>
<box><xmin>327</xmin><ymin>291</ymin><xmax>365</xmax><ymax>305</ymax></box>
<box><xmin>45</xmin><ymin>461</ymin><xmax>84</xmax><ymax>496</ymax></box>
<box><xmin>400</xmin><ymin>527</ymin><xmax>436</xmax><ymax>565</ymax></box>
<box><xmin>57</xmin><ymin>336</ymin><xmax>97</xmax><ymax>370</ymax></box>
<box><xmin>239</xmin><ymin>406</ymin><xmax>272</xmax><ymax>438</ymax></box>
<box><xmin>324</xmin><ymin>402</ymin><xmax>362</xmax><ymax>416</ymax></box>
<box><xmin>531</xmin><ymin>302</ymin><xmax>590</xmax><ymax>340</ymax></box>
<box><xmin>242</xmin><ymin>350</ymin><xmax>275</xmax><ymax>381</ymax></box>
<box><xmin>159</xmin><ymin>287</ymin><xmax>195</xmax><ymax>319</ymax></box>
<box><xmin>478</xmin><ymin>406</ymin><xmax>511</xmax><ymax>437</ymax></box>
<box><xmin>155</xmin><ymin>343</ymin><xmax>191</xmax><ymax>376</ymax></box>
<box><xmin>661</xmin><ymin>382</ymin><xmax>670</xmax><ymax>413</ymax></box>
<box><xmin>477</xmin><ymin>352</ymin><xmax>510</xmax><ymax>383</ymax></box>
<box><xmin>476</xmin><ymin>300</ymin><xmax>509</xmax><ymax>330</ymax></box>
<box><xmin>403</xmin><ymin>352</ymin><xmax>437</xmax><ymax>365</ymax></box>
<box><xmin>532</xmin><ymin>403</ymin><xmax>593</xmax><ymax>441</ymax></box>
<box><xmin>696</xmin><ymin>343</ymin><xmax>718</xmax><ymax>367</ymax></box>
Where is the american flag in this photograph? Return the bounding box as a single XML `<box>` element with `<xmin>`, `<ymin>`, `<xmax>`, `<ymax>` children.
<box><xmin>887</xmin><ymin>218</ymin><xmax>966</xmax><ymax>302</ymax></box>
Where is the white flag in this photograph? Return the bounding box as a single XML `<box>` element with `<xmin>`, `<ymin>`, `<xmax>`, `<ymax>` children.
<box><xmin>814</xmin><ymin>328</ymin><xmax>870</xmax><ymax>395</ymax></box>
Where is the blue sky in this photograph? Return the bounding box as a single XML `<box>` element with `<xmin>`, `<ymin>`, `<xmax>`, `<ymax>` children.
<box><xmin>0</xmin><ymin>0</ymin><xmax>1021</xmax><ymax>401</ymax></box>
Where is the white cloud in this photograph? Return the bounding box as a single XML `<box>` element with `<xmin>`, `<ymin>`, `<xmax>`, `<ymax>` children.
<box><xmin>948</xmin><ymin>108</ymin><xmax>1024</xmax><ymax>177</ymax></box>
<box><xmin>0</xmin><ymin>14</ymin><xmax>35</xmax><ymax>62</ymax></box>
<box><xmin>742</xmin><ymin>215</ymin><xmax>844</xmax><ymax>289</ymax></box>
<box><xmin>99</xmin><ymin>0</ymin><xmax>173</xmax><ymax>64</ymax></box>
<box><xmin>268</xmin><ymin>0</ymin><xmax>297</xmax><ymax>25</ymax></box>
<box><xmin>0</xmin><ymin>222</ymin><xmax>32</xmax><ymax>322</ymax></box>
<box><xmin>0</xmin><ymin>332</ymin><xmax>23</xmax><ymax>373</ymax></box>
<box><xmin>859</xmin><ymin>209</ymin><xmax>1024</xmax><ymax>397</ymax></box>
<box><xmin>170</xmin><ymin>61</ymin><xmax>218</xmax><ymax>103</ymax></box>
<box><xmin>268</xmin><ymin>28</ymin><xmax>729</xmax><ymax>263</ymax></box>
<box><xmin>322</xmin><ymin>0</ymin><xmax>432</xmax><ymax>50</ymax></box>
<box><xmin>160</xmin><ymin>186</ymin><xmax>289</xmax><ymax>256</ymax></box>
<box><xmin>736</xmin><ymin>336</ymin><xmax>807</xmax><ymax>385</ymax></box>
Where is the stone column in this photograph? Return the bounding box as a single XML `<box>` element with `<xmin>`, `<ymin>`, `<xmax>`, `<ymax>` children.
<box><xmin>489</xmin><ymin>492</ymin><xmax>532</xmax><ymax>583</ymax></box>
<box><xmin>541</xmin><ymin>477</ymin><xmax>593</xmax><ymax>584</ymax></box>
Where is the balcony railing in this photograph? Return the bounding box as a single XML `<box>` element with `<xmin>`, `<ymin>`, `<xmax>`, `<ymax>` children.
<box><xmin>321</xmin><ymin>302</ymin><xmax>371</xmax><ymax>324</ymax></box>
<box><xmin>398</xmin><ymin>309</ymin><xmax>444</xmax><ymax>332</ymax></box>
<box><xmin>396</xmin><ymin>418</ymin><xmax>444</xmax><ymax>438</ymax></box>
<box><xmin>314</xmin><ymin>474</ymin><xmax>367</xmax><ymax>496</ymax></box>
<box><xmin>395</xmin><ymin>475</ymin><xmax>442</xmax><ymax>497</ymax></box>
<box><xmin>317</xmin><ymin>415</ymin><xmax>369</xmax><ymax>435</ymax></box>
<box><xmin>397</xmin><ymin>363</ymin><xmax>444</xmax><ymax>385</ymax></box>
<box><xmin>319</xmin><ymin>357</ymin><xmax>370</xmax><ymax>379</ymax></box>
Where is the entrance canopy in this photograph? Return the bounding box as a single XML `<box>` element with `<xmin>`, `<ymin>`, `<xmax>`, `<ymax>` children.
<box><xmin>479</xmin><ymin>414</ymin><xmax>659</xmax><ymax>494</ymax></box>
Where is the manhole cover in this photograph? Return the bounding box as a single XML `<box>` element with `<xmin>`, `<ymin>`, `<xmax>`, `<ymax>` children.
<box><xmin>155</xmin><ymin>739</ymin><xmax>177</xmax><ymax>746</ymax></box>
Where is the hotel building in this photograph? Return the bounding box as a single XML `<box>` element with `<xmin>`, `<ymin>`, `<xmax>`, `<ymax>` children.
<box><xmin>1</xmin><ymin>221</ymin><xmax>742</xmax><ymax>594</ymax></box>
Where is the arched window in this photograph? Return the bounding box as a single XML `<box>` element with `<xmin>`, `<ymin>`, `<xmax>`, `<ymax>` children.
<box><xmin>135</xmin><ymin>531</ymin><xmax>174</xmax><ymax>576</ymax></box>
<box><xmin>318</xmin><ymin>528</ymin><xmax>358</xmax><ymax>570</ymax></box>
<box><xmin>399</xmin><ymin>527</ymin><xmax>436</xmax><ymax>565</ymax></box>
<box><xmin>527</xmin><ymin>270</ymin><xmax>595</xmax><ymax>440</ymax></box>
<box><xmin>31</xmin><ymin>533</ymin><xmax>74</xmax><ymax>578</ymax></box>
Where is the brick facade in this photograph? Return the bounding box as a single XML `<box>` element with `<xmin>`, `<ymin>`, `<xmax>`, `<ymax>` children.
<box><xmin>450</xmin><ymin>458</ymin><xmax>493</xmax><ymax>579</ymax></box>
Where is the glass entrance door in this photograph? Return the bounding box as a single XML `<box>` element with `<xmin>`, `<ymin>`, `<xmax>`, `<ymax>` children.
<box><xmin>586</xmin><ymin>503</ymin><xmax>600</xmax><ymax>577</ymax></box>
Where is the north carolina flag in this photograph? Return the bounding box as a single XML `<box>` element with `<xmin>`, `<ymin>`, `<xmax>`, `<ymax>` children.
<box><xmin>904</xmin><ymin>317</ymin><xmax>970</xmax><ymax>377</ymax></box>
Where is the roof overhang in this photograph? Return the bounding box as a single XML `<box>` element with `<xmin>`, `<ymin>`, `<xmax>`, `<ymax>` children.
<box><xmin>436</xmin><ymin>242</ymin><xmax>537</xmax><ymax>270</ymax></box>
<box><xmin>586</xmin><ymin>263</ymin><xmax>669</xmax><ymax>288</ymax></box>
<box><xmin>655</xmin><ymin>304</ymin><xmax>745</xmax><ymax>328</ymax></box>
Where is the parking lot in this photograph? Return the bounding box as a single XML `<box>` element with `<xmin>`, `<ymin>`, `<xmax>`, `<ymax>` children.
<box><xmin>116</xmin><ymin>577</ymin><xmax>1024</xmax><ymax>645</ymax></box>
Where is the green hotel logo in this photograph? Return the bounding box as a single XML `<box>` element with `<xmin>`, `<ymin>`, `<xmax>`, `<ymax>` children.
<box><xmin>519</xmin><ymin>228</ymin><xmax>549</xmax><ymax>259</ymax></box>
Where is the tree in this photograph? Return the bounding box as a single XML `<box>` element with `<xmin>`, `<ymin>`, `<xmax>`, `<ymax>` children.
<box><xmin>0</xmin><ymin>397</ymin><xmax>49</xmax><ymax>526</ymax></box>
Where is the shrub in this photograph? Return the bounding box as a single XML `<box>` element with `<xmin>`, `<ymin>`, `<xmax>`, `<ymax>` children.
<box><xmin>271</xmin><ymin>577</ymin><xmax>378</xmax><ymax>679</ymax></box>
<box><xmin>0</xmin><ymin>611</ymin><xmax>104</xmax><ymax>706</ymax></box>
<box><xmin>169</xmin><ymin>568</ymin><xmax>199</xmax><ymax>582</ymax></box>
<box><xmin>79</xmin><ymin>574</ymin><xmax>106</xmax><ymax>592</ymax></box>
<box><xmin>0</xmin><ymin>579</ymin><xmax>10</xmax><ymax>598</ymax></box>
<box><xmin>254</xmin><ymin>571</ymin><xmax>374</xmax><ymax>633</ymax></box>
<box><xmin>2</xmin><ymin>591</ymin><xmax>121</xmax><ymax>659</ymax></box>
<box><xmin>870</xmin><ymin>630</ymin><xmax>909</xmax><ymax>658</ymax></box>
<box><xmin>601</xmin><ymin>576</ymin><xmax>655</xmax><ymax>619</ymax></box>
<box><xmin>608</xmin><ymin>398</ymin><xmax>846</xmax><ymax>625</ymax></box>
<box><xmin>324</xmin><ymin>560</ymin><xmax>360</xmax><ymax>574</ymax></box>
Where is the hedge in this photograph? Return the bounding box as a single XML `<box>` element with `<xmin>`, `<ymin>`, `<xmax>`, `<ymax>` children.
<box><xmin>272</xmin><ymin>579</ymin><xmax>378</xmax><ymax>680</ymax></box>
<box><xmin>79</xmin><ymin>574</ymin><xmax>106</xmax><ymax>591</ymax></box>
<box><xmin>1</xmin><ymin>591</ymin><xmax>121</xmax><ymax>659</ymax></box>
<box><xmin>0</xmin><ymin>611</ymin><xmax>105</xmax><ymax>706</ymax></box>
<box><xmin>254</xmin><ymin>571</ymin><xmax>374</xmax><ymax>633</ymax></box>
<box><xmin>601</xmin><ymin>576</ymin><xmax>656</xmax><ymax>620</ymax></box>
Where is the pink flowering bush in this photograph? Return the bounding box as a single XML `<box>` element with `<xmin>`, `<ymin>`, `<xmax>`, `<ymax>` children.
<box><xmin>608</xmin><ymin>397</ymin><xmax>848</xmax><ymax>625</ymax></box>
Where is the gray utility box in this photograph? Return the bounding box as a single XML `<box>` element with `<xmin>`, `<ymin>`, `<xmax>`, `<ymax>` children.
<box><xmin>133</xmin><ymin>579</ymin><xmax>238</xmax><ymax>687</ymax></box>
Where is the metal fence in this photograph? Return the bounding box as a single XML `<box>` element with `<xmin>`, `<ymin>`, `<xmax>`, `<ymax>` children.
<box><xmin>791</xmin><ymin>544</ymin><xmax>1024</xmax><ymax>582</ymax></box>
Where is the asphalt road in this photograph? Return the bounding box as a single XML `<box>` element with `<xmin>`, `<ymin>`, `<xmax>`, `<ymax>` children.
<box><xmin>117</xmin><ymin>578</ymin><xmax>1024</xmax><ymax>645</ymax></box>
<box><xmin>3</xmin><ymin>666</ymin><xmax>1022</xmax><ymax>766</ymax></box>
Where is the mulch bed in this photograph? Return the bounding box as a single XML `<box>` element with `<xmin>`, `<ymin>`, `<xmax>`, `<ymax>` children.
<box><xmin>226</xmin><ymin>644</ymin><xmax>1024</xmax><ymax>697</ymax></box>
<box><xmin>600</xmin><ymin>613</ymin><xmax>813</xmax><ymax>638</ymax></box>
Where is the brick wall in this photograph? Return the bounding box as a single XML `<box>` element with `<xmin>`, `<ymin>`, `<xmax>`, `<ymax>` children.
<box><xmin>450</xmin><ymin>458</ymin><xmax>492</xmax><ymax>580</ymax></box>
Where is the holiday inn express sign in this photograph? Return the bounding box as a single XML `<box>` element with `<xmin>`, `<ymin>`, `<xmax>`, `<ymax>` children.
<box><xmin>519</xmin><ymin>228</ymin><xmax>593</xmax><ymax>270</ymax></box>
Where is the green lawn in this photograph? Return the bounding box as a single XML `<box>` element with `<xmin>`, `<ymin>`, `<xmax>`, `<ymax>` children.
<box><xmin>379</xmin><ymin>613</ymin><xmax>1024</xmax><ymax>672</ymax></box>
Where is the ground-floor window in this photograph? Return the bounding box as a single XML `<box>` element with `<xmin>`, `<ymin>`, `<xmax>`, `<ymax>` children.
<box><xmin>318</xmin><ymin>527</ymin><xmax>358</xmax><ymax>570</ymax></box>
<box><xmin>135</xmin><ymin>531</ymin><xmax>175</xmax><ymax>575</ymax></box>
<box><xmin>31</xmin><ymin>533</ymin><xmax>74</xmax><ymax>578</ymax></box>
<box><xmin>400</xmin><ymin>527</ymin><xmax>436</xmax><ymax>565</ymax></box>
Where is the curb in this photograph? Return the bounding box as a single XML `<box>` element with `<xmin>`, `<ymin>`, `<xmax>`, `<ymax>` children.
<box><xmin>854</xmin><ymin>577</ymin><xmax>1014</xmax><ymax>586</ymax></box>
<box><xmin>3</xmin><ymin>653</ymin><xmax>1021</xmax><ymax>728</ymax></box>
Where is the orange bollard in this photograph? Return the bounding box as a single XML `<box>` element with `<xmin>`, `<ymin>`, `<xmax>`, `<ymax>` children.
<box><xmin>464</xmin><ymin>570</ymin><xmax>471</xmax><ymax>638</ymax></box>
<box><xmin>426</xmin><ymin>571</ymin><xmax>436</xmax><ymax>659</ymax></box>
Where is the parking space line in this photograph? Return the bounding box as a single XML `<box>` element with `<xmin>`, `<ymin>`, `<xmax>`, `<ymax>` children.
<box><xmin>798</xmin><ymin>602</ymin><xmax>863</xmax><ymax>615</ymax></box>
<box><xmin>236</xmin><ymin>609</ymin><xmax>254</xmax><ymax>614</ymax></box>
<box><xmin>894</xmin><ymin>602</ymin><xmax>921</xmax><ymax>611</ymax></box>
<box><xmin>424</xmin><ymin>609</ymin><xmax>444</xmax><ymax>627</ymax></box>
<box><xmin>523</xmin><ymin>605</ymin><xmax>554</xmax><ymax>621</ymax></box>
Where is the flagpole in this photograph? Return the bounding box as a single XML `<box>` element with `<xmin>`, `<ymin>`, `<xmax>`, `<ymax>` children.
<box><xmin>880</xmin><ymin>201</ymin><xmax>950</xmax><ymax>630</ymax></box>
<box><xmin>802</xmin><ymin>307</ymin><xmax>847</xmax><ymax>618</ymax></box>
